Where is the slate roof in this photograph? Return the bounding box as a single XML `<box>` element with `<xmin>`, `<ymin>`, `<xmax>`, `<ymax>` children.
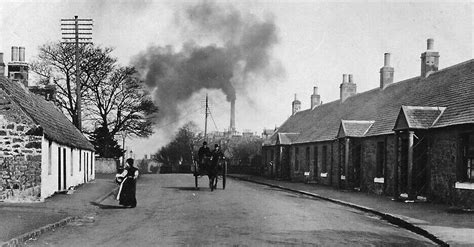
<box><xmin>337</xmin><ymin>120</ymin><xmax>375</xmax><ymax>138</ymax></box>
<box><xmin>268</xmin><ymin>59</ymin><xmax>474</xmax><ymax>146</ymax></box>
<box><xmin>0</xmin><ymin>76</ymin><xmax>95</xmax><ymax>151</ymax></box>
<box><xmin>394</xmin><ymin>106</ymin><xmax>446</xmax><ymax>130</ymax></box>
<box><xmin>277</xmin><ymin>133</ymin><xmax>300</xmax><ymax>145</ymax></box>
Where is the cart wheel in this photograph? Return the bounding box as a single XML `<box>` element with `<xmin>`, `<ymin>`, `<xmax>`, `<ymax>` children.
<box><xmin>222</xmin><ymin>161</ymin><xmax>227</xmax><ymax>190</ymax></box>
<box><xmin>195</xmin><ymin>175</ymin><xmax>198</xmax><ymax>190</ymax></box>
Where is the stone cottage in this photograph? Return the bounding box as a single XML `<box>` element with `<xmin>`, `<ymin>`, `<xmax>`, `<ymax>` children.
<box><xmin>0</xmin><ymin>52</ymin><xmax>95</xmax><ymax>201</ymax></box>
<box><xmin>263</xmin><ymin>39</ymin><xmax>474</xmax><ymax>207</ymax></box>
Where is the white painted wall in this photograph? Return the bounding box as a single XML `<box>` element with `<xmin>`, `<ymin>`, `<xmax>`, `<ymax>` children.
<box><xmin>40</xmin><ymin>136</ymin><xmax>95</xmax><ymax>200</ymax></box>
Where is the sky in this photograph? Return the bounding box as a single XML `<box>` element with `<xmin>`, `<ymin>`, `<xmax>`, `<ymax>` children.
<box><xmin>0</xmin><ymin>0</ymin><xmax>472</xmax><ymax>158</ymax></box>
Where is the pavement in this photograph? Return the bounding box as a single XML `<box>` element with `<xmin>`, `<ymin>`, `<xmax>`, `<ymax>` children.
<box><xmin>228</xmin><ymin>174</ymin><xmax>474</xmax><ymax>247</ymax></box>
<box><xmin>0</xmin><ymin>173</ymin><xmax>473</xmax><ymax>246</ymax></box>
<box><xmin>0</xmin><ymin>174</ymin><xmax>117</xmax><ymax>247</ymax></box>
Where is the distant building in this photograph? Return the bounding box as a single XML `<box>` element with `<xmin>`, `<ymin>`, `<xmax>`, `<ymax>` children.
<box><xmin>263</xmin><ymin>39</ymin><xmax>474</xmax><ymax>207</ymax></box>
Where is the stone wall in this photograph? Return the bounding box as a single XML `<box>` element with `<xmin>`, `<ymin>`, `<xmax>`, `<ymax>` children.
<box><xmin>95</xmin><ymin>158</ymin><xmax>119</xmax><ymax>174</ymax></box>
<box><xmin>0</xmin><ymin>92</ymin><xmax>43</xmax><ymax>201</ymax></box>
<box><xmin>429</xmin><ymin>127</ymin><xmax>474</xmax><ymax>207</ymax></box>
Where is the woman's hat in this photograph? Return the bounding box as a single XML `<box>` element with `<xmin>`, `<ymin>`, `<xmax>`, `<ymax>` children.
<box><xmin>215</xmin><ymin>144</ymin><xmax>219</xmax><ymax>147</ymax></box>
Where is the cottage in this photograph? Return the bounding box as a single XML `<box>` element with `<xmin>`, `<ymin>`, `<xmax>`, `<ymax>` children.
<box><xmin>263</xmin><ymin>39</ymin><xmax>474</xmax><ymax>206</ymax></box>
<box><xmin>0</xmin><ymin>51</ymin><xmax>95</xmax><ymax>202</ymax></box>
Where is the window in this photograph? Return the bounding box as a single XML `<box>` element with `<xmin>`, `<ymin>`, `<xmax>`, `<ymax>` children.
<box><xmin>58</xmin><ymin>147</ymin><xmax>61</xmax><ymax>190</ymax></box>
<box><xmin>376</xmin><ymin>142</ymin><xmax>385</xmax><ymax>178</ymax></box>
<box><xmin>90</xmin><ymin>152</ymin><xmax>93</xmax><ymax>175</ymax></box>
<box><xmin>322</xmin><ymin>146</ymin><xmax>328</xmax><ymax>173</ymax></box>
<box><xmin>79</xmin><ymin>150</ymin><xmax>82</xmax><ymax>172</ymax></box>
<box><xmin>48</xmin><ymin>141</ymin><xmax>52</xmax><ymax>175</ymax></box>
<box><xmin>295</xmin><ymin>147</ymin><xmax>299</xmax><ymax>171</ymax></box>
<box><xmin>462</xmin><ymin>133</ymin><xmax>474</xmax><ymax>181</ymax></box>
<box><xmin>306</xmin><ymin>147</ymin><xmax>310</xmax><ymax>171</ymax></box>
<box><xmin>314</xmin><ymin>146</ymin><xmax>318</xmax><ymax>175</ymax></box>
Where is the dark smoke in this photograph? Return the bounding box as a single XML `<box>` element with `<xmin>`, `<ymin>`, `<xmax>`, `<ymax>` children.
<box><xmin>133</xmin><ymin>1</ymin><xmax>281</xmax><ymax>125</ymax></box>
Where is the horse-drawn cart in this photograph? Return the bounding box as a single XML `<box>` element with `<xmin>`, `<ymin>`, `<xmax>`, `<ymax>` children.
<box><xmin>192</xmin><ymin>157</ymin><xmax>227</xmax><ymax>191</ymax></box>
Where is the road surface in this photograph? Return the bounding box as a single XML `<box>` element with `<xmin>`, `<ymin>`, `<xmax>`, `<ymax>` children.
<box><xmin>26</xmin><ymin>174</ymin><xmax>435</xmax><ymax>246</ymax></box>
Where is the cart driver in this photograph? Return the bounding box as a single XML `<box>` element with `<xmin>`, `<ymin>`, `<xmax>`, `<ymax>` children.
<box><xmin>210</xmin><ymin>144</ymin><xmax>224</xmax><ymax>167</ymax></box>
<box><xmin>198</xmin><ymin>141</ymin><xmax>211</xmax><ymax>167</ymax></box>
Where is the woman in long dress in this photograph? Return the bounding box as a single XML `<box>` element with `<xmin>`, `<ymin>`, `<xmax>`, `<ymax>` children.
<box><xmin>116</xmin><ymin>158</ymin><xmax>139</xmax><ymax>208</ymax></box>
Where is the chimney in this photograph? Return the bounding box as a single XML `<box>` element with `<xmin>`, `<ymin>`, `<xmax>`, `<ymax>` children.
<box><xmin>380</xmin><ymin>53</ymin><xmax>394</xmax><ymax>89</ymax></box>
<box><xmin>11</xmin><ymin>46</ymin><xmax>19</xmax><ymax>61</ymax></box>
<box><xmin>8</xmin><ymin>46</ymin><xmax>29</xmax><ymax>87</ymax></box>
<box><xmin>0</xmin><ymin>53</ymin><xmax>5</xmax><ymax>76</ymax></box>
<box><xmin>340</xmin><ymin>74</ymin><xmax>357</xmax><ymax>102</ymax></box>
<box><xmin>421</xmin><ymin>38</ymin><xmax>439</xmax><ymax>78</ymax></box>
<box><xmin>230</xmin><ymin>99</ymin><xmax>236</xmax><ymax>133</ymax></box>
<box><xmin>292</xmin><ymin>94</ymin><xmax>301</xmax><ymax>115</ymax></box>
<box><xmin>19</xmin><ymin>47</ymin><xmax>25</xmax><ymax>62</ymax></box>
<box><xmin>310</xmin><ymin>86</ymin><xmax>321</xmax><ymax>109</ymax></box>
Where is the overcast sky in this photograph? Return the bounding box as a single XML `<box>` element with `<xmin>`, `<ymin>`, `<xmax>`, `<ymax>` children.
<box><xmin>1</xmin><ymin>0</ymin><xmax>472</xmax><ymax>158</ymax></box>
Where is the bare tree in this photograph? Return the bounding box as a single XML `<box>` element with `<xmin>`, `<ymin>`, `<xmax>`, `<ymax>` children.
<box><xmin>32</xmin><ymin>42</ymin><xmax>159</xmax><ymax>158</ymax></box>
<box><xmin>84</xmin><ymin>65</ymin><xmax>158</xmax><ymax>139</ymax></box>
<box><xmin>31</xmin><ymin>42</ymin><xmax>116</xmax><ymax>129</ymax></box>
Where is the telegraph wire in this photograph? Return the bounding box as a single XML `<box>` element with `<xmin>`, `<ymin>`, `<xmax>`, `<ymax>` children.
<box><xmin>153</xmin><ymin>104</ymin><xmax>205</xmax><ymax>130</ymax></box>
<box><xmin>208</xmin><ymin>108</ymin><xmax>220</xmax><ymax>132</ymax></box>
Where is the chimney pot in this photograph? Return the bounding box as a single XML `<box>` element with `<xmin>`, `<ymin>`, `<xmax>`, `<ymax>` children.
<box><xmin>427</xmin><ymin>38</ymin><xmax>434</xmax><ymax>50</ymax></box>
<box><xmin>19</xmin><ymin>47</ymin><xmax>25</xmax><ymax>62</ymax></box>
<box><xmin>292</xmin><ymin>93</ymin><xmax>301</xmax><ymax>115</ymax></box>
<box><xmin>311</xmin><ymin>86</ymin><xmax>321</xmax><ymax>109</ymax></box>
<box><xmin>11</xmin><ymin>46</ymin><xmax>19</xmax><ymax>61</ymax></box>
<box><xmin>384</xmin><ymin>53</ymin><xmax>391</xmax><ymax>67</ymax></box>
<box><xmin>421</xmin><ymin>38</ymin><xmax>439</xmax><ymax>77</ymax></box>
<box><xmin>340</xmin><ymin>74</ymin><xmax>357</xmax><ymax>102</ymax></box>
<box><xmin>380</xmin><ymin>52</ymin><xmax>395</xmax><ymax>89</ymax></box>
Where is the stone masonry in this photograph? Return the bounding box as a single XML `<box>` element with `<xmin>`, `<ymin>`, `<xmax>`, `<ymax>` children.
<box><xmin>0</xmin><ymin>90</ymin><xmax>42</xmax><ymax>201</ymax></box>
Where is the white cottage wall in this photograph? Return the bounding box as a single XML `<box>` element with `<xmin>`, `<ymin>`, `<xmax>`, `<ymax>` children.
<box><xmin>41</xmin><ymin>137</ymin><xmax>95</xmax><ymax>200</ymax></box>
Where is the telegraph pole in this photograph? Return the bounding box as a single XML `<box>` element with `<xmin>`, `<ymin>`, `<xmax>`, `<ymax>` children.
<box><xmin>204</xmin><ymin>94</ymin><xmax>209</xmax><ymax>141</ymax></box>
<box><xmin>60</xmin><ymin>16</ymin><xmax>93</xmax><ymax>131</ymax></box>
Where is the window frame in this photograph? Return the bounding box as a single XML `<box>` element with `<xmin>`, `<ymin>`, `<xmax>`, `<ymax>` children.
<box><xmin>461</xmin><ymin>132</ymin><xmax>474</xmax><ymax>182</ymax></box>
<box><xmin>322</xmin><ymin>145</ymin><xmax>328</xmax><ymax>173</ymax></box>
<box><xmin>295</xmin><ymin>146</ymin><xmax>299</xmax><ymax>171</ymax></box>
<box><xmin>376</xmin><ymin>141</ymin><xmax>385</xmax><ymax>178</ymax></box>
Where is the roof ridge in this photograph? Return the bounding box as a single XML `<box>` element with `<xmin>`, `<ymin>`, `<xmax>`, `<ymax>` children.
<box><xmin>298</xmin><ymin>59</ymin><xmax>473</xmax><ymax>111</ymax></box>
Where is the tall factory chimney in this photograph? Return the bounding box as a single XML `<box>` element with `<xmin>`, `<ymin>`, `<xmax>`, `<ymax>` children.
<box><xmin>230</xmin><ymin>99</ymin><xmax>236</xmax><ymax>133</ymax></box>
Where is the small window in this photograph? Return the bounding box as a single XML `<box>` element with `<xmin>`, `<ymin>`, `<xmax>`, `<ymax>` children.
<box><xmin>314</xmin><ymin>146</ymin><xmax>318</xmax><ymax>173</ymax></box>
<box><xmin>376</xmin><ymin>142</ymin><xmax>385</xmax><ymax>178</ymax></box>
<box><xmin>322</xmin><ymin>146</ymin><xmax>328</xmax><ymax>173</ymax></box>
<box><xmin>70</xmin><ymin>149</ymin><xmax>73</xmax><ymax>176</ymax></box>
<box><xmin>48</xmin><ymin>141</ymin><xmax>52</xmax><ymax>175</ymax></box>
<box><xmin>295</xmin><ymin>147</ymin><xmax>299</xmax><ymax>171</ymax></box>
<box><xmin>79</xmin><ymin>150</ymin><xmax>82</xmax><ymax>172</ymax></box>
<box><xmin>306</xmin><ymin>147</ymin><xmax>310</xmax><ymax>171</ymax></box>
<box><xmin>90</xmin><ymin>152</ymin><xmax>93</xmax><ymax>175</ymax></box>
<box><xmin>462</xmin><ymin>133</ymin><xmax>474</xmax><ymax>181</ymax></box>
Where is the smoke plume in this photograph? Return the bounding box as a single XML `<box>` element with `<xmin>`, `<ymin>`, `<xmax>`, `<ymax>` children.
<box><xmin>133</xmin><ymin>1</ymin><xmax>281</xmax><ymax>126</ymax></box>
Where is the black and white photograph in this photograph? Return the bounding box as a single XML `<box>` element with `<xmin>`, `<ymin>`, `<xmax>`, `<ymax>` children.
<box><xmin>0</xmin><ymin>0</ymin><xmax>473</xmax><ymax>246</ymax></box>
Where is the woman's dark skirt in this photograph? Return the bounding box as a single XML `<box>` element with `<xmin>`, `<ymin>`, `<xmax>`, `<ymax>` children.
<box><xmin>118</xmin><ymin>177</ymin><xmax>137</xmax><ymax>208</ymax></box>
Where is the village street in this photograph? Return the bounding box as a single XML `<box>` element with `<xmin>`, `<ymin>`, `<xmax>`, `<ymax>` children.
<box><xmin>24</xmin><ymin>174</ymin><xmax>435</xmax><ymax>246</ymax></box>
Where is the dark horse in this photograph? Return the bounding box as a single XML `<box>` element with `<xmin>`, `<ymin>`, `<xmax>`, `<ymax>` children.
<box><xmin>199</xmin><ymin>157</ymin><xmax>217</xmax><ymax>191</ymax></box>
<box><xmin>207</xmin><ymin>159</ymin><xmax>219</xmax><ymax>191</ymax></box>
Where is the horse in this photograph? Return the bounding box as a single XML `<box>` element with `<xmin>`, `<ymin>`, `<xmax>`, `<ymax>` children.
<box><xmin>207</xmin><ymin>159</ymin><xmax>219</xmax><ymax>191</ymax></box>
